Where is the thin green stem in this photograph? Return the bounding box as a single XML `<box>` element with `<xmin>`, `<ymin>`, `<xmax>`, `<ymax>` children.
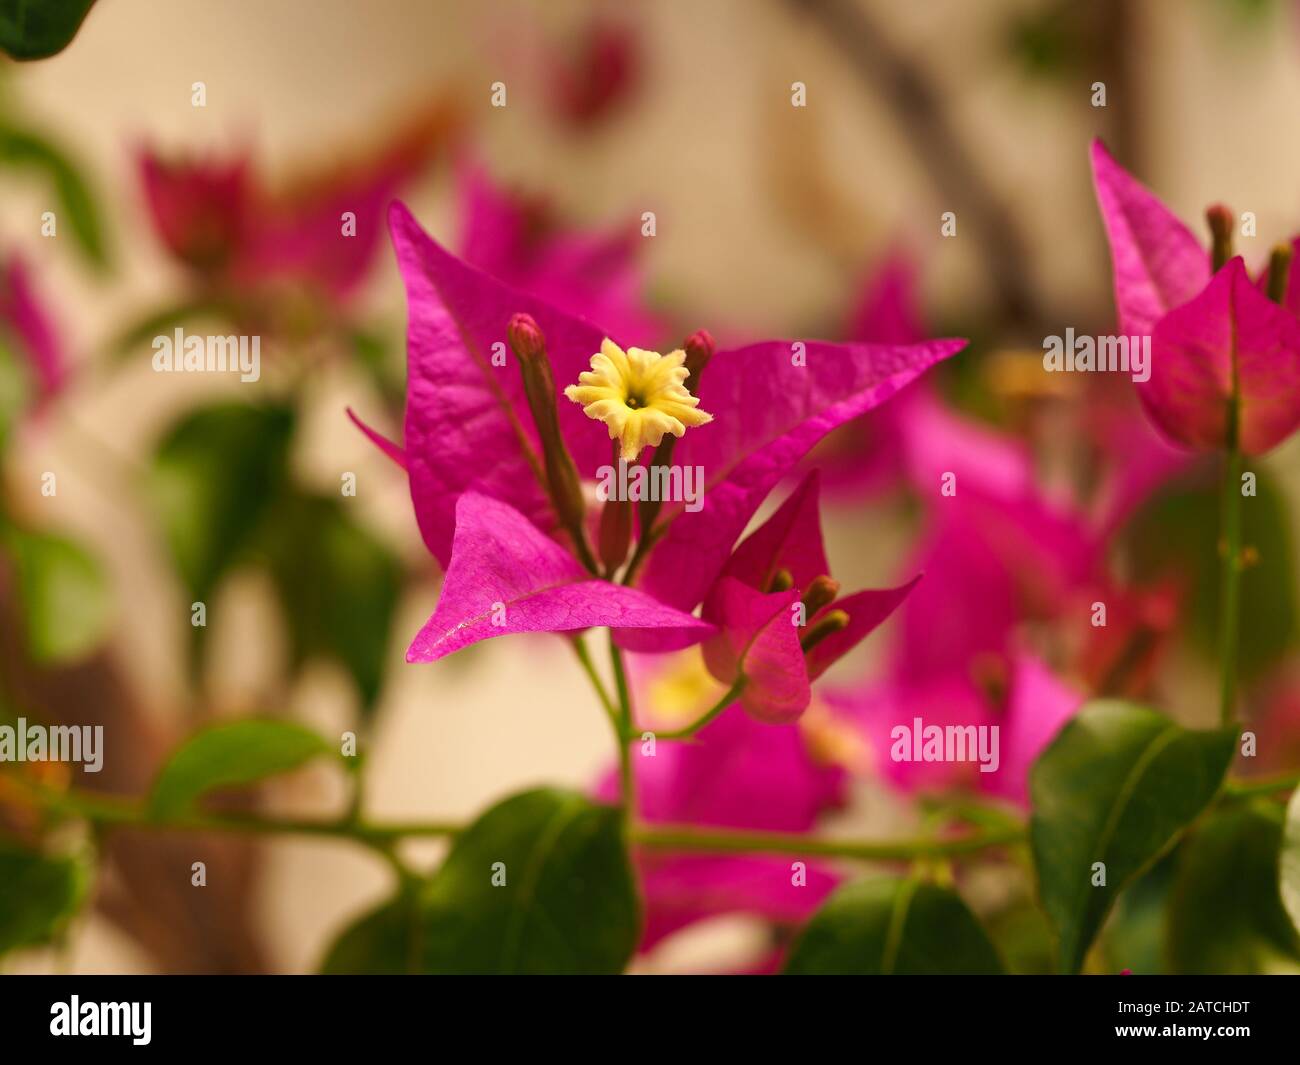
<box><xmin>571</xmin><ymin>635</ymin><xmax>619</xmax><ymax>731</ymax></box>
<box><xmin>1224</xmin><ymin>769</ymin><xmax>1300</xmax><ymax>800</ymax></box>
<box><xmin>651</xmin><ymin>677</ymin><xmax>747</xmax><ymax>740</ymax></box>
<box><xmin>1219</xmin><ymin>441</ymin><xmax>1243</xmax><ymax>727</ymax></box>
<box><xmin>629</xmin><ymin>822</ymin><xmax>1024</xmax><ymax>861</ymax></box>
<box><xmin>17</xmin><ymin>781</ymin><xmax>459</xmax><ymax>848</ymax></box>
<box><xmin>12</xmin><ymin>778</ymin><xmax>1036</xmax><ymax>863</ymax></box>
<box><xmin>608</xmin><ymin>633</ymin><xmax>635</xmax><ymax>820</ymax></box>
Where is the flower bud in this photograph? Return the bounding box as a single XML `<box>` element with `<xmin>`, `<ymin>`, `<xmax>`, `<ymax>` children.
<box><xmin>801</xmin><ymin>575</ymin><xmax>840</xmax><ymax>618</ymax></box>
<box><xmin>1268</xmin><ymin>243</ymin><xmax>1293</xmax><ymax>306</ymax></box>
<box><xmin>507</xmin><ymin>313</ymin><xmax>596</xmax><ymax>571</ymax></box>
<box><xmin>800</xmin><ymin>609</ymin><xmax>850</xmax><ymax>654</ymax></box>
<box><xmin>683</xmin><ymin>328</ymin><xmax>716</xmax><ymax>380</ymax></box>
<box><xmin>1206</xmin><ymin>204</ymin><xmax>1234</xmax><ymax>272</ymax></box>
<box><xmin>508</xmin><ymin>312</ymin><xmax>546</xmax><ymax>362</ymax></box>
<box><xmin>599</xmin><ymin>490</ymin><xmax>633</xmax><ymax>576</ymax></box>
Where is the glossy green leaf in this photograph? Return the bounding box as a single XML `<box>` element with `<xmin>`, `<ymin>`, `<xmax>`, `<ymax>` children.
<box><xmin>783</xmin><ymin>877</ymin><xmax>1004</xmax><ymax>975</ymax></box>
<box><xmin>418</xmin><ymin>788</ymin><xmax>639</xmax><ymax>974</ymax></box>
<box><xmin>258</xmin><ymin>494</ymin><xmax>402</xmax><ymax>714</ymax></box>
<box><xmin>2</xmin><ymin>525</ymin><xmax>110</xmax><ymax>662</ymax></box>
<box><xmin>0</xmin><ymin>0</ymin><xmax>96</xmax><ymax>59</ymax></box>
<box><xmin>1167</xmin><ymin>803</ymin><xmax>1300</xmax><ymax>973</ymax></box>
<box><xmin>1280</xmin><ymin>787</ymin><xmax>1300</xmax><ymax>937</ymax></box>
<box><xmin>1030</xmin><ymin>700</ymin><xmax>1236</xmax><ymax>973</ymax></box>
<box><xmin>0</xmin><ymin>844</ymin><xmax>90</xmax><ymax>956</ymax></box>
<box><xmin>319</xmin><ymin>892</ymin><xmax>424</xmax><ymax>975</ymax></box>
<box><xmin>0</xmin><ymin>125</ymin><xmax>106</xmax><ymax>266</ymax></box>
<box><xmin>148</xmin><ymin>403</ymin><xmax>295</xmax><ymax>605</ymax></box>
<box><xmin>1100</xmin><ymin>850</ymin><xmax>1179</xmax><ymax>976</ymax></box>
<box><xmin>148</xmin><ymin>718</ymin><xmax>334</xmax><ymax>818</ymax></box>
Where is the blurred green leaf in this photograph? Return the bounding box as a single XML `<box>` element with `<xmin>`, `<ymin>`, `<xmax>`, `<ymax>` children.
<box><xmin>1030</xmin><ymin>700</ymin><xmax>1236</xmax><ymax>973</ymax></box>
<box><xmin>108</xmin><ymin>298</ymin><xmax>241</xmax><ymax>365</ymax></box>
<box><xmin>0</xmin><ymin>843</ymin><xmax>90</xmax><ymax>956</ymax></box>
<box><xmin>1124</xmin><ymin>470</ymin><xmax>1295</xmax><ymax>680</ymax></box>
<box><xmin>1167</xmin><ymin>802</ymin><xmax>1300</xmax><ymax>973</ymax></box>
<box><xmin>0</xmin><ymin>332</ymin><xmax>31</xmax><ymax>453</ymax></box>
<box><xmin>984</xmin><ymin>895</ymin><xmax>1056</xmax><ymax>975</ymax></box>
<box><xmin>1281</xmin><ymin>787</ymin><xmax>1300</xmax><ymax>936</ymax></box>
<box><xmin>1</xmin><ymin>525</ymin><xmax>110</xmax><ymax>662</ymax></box>
<box><xmin>0</xmin><ymin>0</ymin><xmax>96</xmax><ymax>60</ymax></box>
<box><xmin>148</xmin><ymin>718</ymin><xmax>334</xmax><ymax>818</ymax></box>
<box><xmin>319</xmin><ymin>891</ymin><xmax>424</xmax><ymax>975</ymax></box>
<box><xmin>258</xmin><ymin>494</ymin><xmax>402</xmax><ymax>715</ymax></box>
<box><xmin>148</xmin><ymin>402</ymin><xmax>295</xmax><ymax>605</ymax></box>
<box><xmin>0</xmin><ymin>125</ymin><xmax>106</xmax><ymax>267</ymax></box>
<box><xmin>345</xmin><ymin>789</ymin><xmax>639</xmax><ymax>974</ymax></box>
<box><xmin>784</xmin><ymin>877</ymin><xmax>1003</xmax><ymax>974</ymax></box>
<box><xmin>1100</xmin><ymin>849</ymin><xmax>1179</xmax><ymax>975</ymax></box>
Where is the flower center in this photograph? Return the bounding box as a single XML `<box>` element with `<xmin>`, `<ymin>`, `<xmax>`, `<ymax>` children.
<box><xmin>564</xmin><ymin>338</ymin><xmax>713</xmax><ymax>462</ymax></box>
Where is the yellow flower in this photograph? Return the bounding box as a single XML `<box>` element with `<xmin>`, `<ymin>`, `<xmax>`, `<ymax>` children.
<box><xmin>564</xmin><ymin>339</ymin><xmax>712</xmax><ymax>462</ymax></box>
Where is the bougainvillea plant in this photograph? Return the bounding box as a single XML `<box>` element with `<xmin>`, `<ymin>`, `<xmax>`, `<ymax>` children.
<box><xmin>2</xmin><ymin>31</ymin><xmax>1299</xmax><ymax>975</ymax></box>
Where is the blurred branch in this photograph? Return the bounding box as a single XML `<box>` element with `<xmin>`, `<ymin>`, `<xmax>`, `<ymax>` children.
<box><xmin>785</xmin><ymin>0</ymin><xmax>1047</xmax><ymax>332</ymax></box>
<box><xmin>0</xmin><ymin>601</ymin><xmax>269</xmax><ymax>973</ymax></box>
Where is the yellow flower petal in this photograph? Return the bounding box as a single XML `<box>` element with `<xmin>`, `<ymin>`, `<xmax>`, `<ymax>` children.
<box><xmin>564</xmin><ymin>339</ymin><xmax>712</xmax><ymax>461</ymax></box>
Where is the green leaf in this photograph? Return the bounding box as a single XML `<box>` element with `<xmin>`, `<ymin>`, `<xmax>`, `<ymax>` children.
<box><xmin>784</xmin><ymin>877</ymin><xmax>1003</xmax><ymax>975</ymax></box>
<box><xmin>319</xmin><ymin>892</ymin><xmax>424</xmax><ymax>975</ymax></box>
<box><xmin>419</xmin><ymin>788</ymin><xmax>639</xmax><ymax>974</ymax></box>
<box><xmin>0</xmin><ymin>332</ymin><xmax>32</xmax><ymax>453</ymax></box>
<box><xmin>108</xmin><ymin>298</ymin><xmax>241</xmax><ymax>364</ymax></box>
<box><xmin>148</xmin><ymin>402</ymin><xmax>295</xmax><ymax>605</ymax></box>
<box><xmin>1030</xmin><ymin>700</ymin><xmax>1237</xmax><ymax>973</ymax></box>
<box><xmin>1100</xmin><ymin>850</ymin><xmax>1179</xmax><ymax>975</ymax></box>
<box><xmin>0</xmin><ymin>0</ymin><xmax>96</xmax><ymax>59</ymax></box>
<box><xmin>0</xmin><ymin>125</ymin><xmax>106</xmax><ymax>266</ymax></box>
<box><xmin>148</xmin><ymin>719</ymin><xmax>334</xmax><ymax>818</ymax></box>
<box><xmin>1167</xmin><ymin>803</ymin><xmax>1300</xmax><ymax>973</ymax></box>
<box><xmin>0</xmin><ymin>844</ymin><xmax>90</xmax><ymax>956</ymax></box>
<box><xmin>1280</xmin><ymin>787</ymin><xmax>1300</xmax><ymax>937</ymax></box>
<box><xmin>258</xmin><ymin>494</ymin><xmax>402</xmax><ymax>714</ymax></box>
<box><xmin>1</xmin><ymin>525</ymin><xmax>110</xmax><ymax>662</ymax></box>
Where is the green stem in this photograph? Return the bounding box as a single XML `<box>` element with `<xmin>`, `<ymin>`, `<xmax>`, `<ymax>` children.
<box><xmin>14</xmin><ymin>778</ymin><xmax>1025</xmax><ymax>863</ymax></box>
<box><xmin>608</xmin><ymin>633</ymin><xmax>635</xmax><ymax>821</ymax></box>
<box><xmin>1224</xmin><ymin>769</ymin><xmax>1300</xmax><ymax>800</ymax></box>
<box><xmin>571</xmin><ymin>635</ymin><xmax>619</xmax><ymax>732</ymax></box>
<box><xmin>1219</xmin><ymin>440</ymin><xmax>1243</xmax><ymax>727</ymax></box>
<box><xmin>629</xmin><ymin>822</ymin><xmax>1024</xmax><ymax>861</ymax></box>
<box><xmin>651</xmin><ymin>677</ymin><xmax>747</xmax><ymax>740</ymax></box>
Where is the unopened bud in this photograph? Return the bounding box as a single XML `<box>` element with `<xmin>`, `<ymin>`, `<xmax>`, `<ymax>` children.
<box><xmin>1206</xmin><ymin>204</ymin><xmax>1234</xmax><ymax>272</ymax></box>
<box><xmin>768</xmin><ymin>568</ymin><xmax>794</xmax><ymax>594</ymax></box>
<box><xmin>507</xmin><ymin>312</ymin><xmax>596</xmax><ymax>571</ymax></box>
<box><xmin>599</xmin><ymin>492</ymin><xmax>633</xmax><ymax>576</ymax></box>
<box><xmin>801</xmin><ymin>575</ymin><xmax>840</xmax><ymax>618</ymax></box>
<box><xmin>1268</xmin><ymin>243</ymin><xmax>1293</xmax><ymax>305</ymax></box>
<box><xmin>508</xmin><ymin>313</ymin><xmax>546</xmax><ymax>362</ymax></box>
<box><xmin>683</xmin><ymin>329</ymin><xmax>716</xmax><ymax>379</ymax></box>
<box><xmin>801</xmin><ymin>609</ymin><xmax>849</xmax><ymax>653</ymax></box>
